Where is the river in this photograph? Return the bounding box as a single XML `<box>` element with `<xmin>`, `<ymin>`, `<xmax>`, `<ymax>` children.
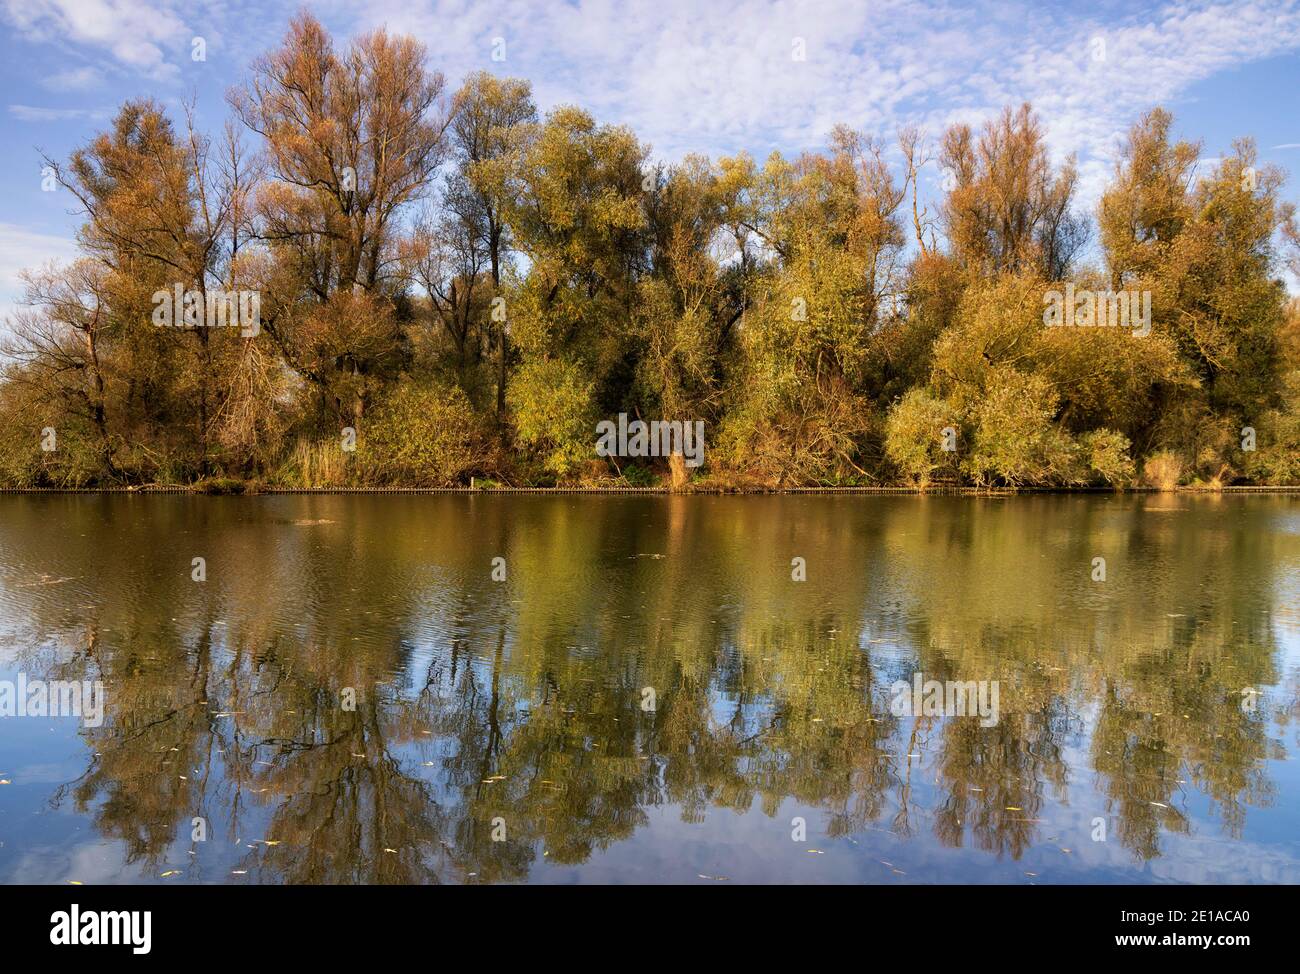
<box><xmin>0</xmin><ymin>493</ymin><xmax>1297</xmax><ymax>883</ymax></box>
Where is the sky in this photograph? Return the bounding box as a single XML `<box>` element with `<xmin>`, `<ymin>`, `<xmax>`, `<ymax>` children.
<box><xmin>1</xmin><ymin>0</ymin><xmax>1298</xmax><ymax>321</ymax></box>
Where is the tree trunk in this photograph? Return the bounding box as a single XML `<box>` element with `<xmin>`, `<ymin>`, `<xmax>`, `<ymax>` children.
<box><xmin>491</xmin><ymin>243</ymin><xmax>507</xmax><ymax>423</ymax></box>
<box><xmin>669</xmin><ymin>452</ymin><xmax>688</xmax><ymax>491</ymax></box>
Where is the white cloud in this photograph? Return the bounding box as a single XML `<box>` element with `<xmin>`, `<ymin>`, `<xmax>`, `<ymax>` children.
<box><xmin>1</xmin><ymin>0</ymin><xmax>1296</xmax><ymax>257</ymax></box>
<box><xmin>2</xmin><ymin>0</ymin><xmax>1296</xmax><ymax>207</ymax></box>
<box><xmin>8</xmin><ymin>104</ymin><xmax>112</xmax><ymax>122</ymax></box>
<box><xmin>0</xmin><ymin>224</ymin><xmax>80</xmax><ymax>329</ymax></box>
<box><xmin>341</xmin><ymin>0</ymin><xmax>1300</xmax><ymax>208</ymax></box>
<box><xmin>40</xmin><ymin>65</ymin><xmax>106</xmax><ymax>91</ymax></box>
<box><xmin>1</xmin><ymin>0</ymin><xmax>192</xmax><ymax>81</ymax></box>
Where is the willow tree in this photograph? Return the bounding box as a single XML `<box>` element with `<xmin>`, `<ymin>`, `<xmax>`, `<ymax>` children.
<box><xmin>718</xmin><ymin>127</ymin><xmax>907</xmax><ymax>482</ymax></box>
<box><xmin>22</xmin><ymin>99</ymin><xmax>254</xmax><ymax>479</ymax></box>
<box><xmin>230</xmin><ymin>12</ymin><xmax>450</xmax><ymax>428</ymax></box>
<box><xmin>0</xmin><ymin>261</ymin><xmax>117</xmax><ymax>482</ymax></box>
<box><xmin>632</xmin><ymin>154</ymin><xmax>744</xmax><ymax>482</ymax></box>
<box><xmin>1100</xmin><ymin>109</ymin><xmax>1298</xmax><ymax>480</ymax></box>
<box><xmin>941</xmin><ymin>103</ymin><xmax>1087</xmax><ymax>280</ymax></box>
<box><xmin>500</xmin><ymin>106</ymin><xmax>648</xmax><ymax>477</ymax></box>
<box><xmin>449</xmin><ymin>72</ymin><xmax>537</xmax><ymax>416</ymax></box>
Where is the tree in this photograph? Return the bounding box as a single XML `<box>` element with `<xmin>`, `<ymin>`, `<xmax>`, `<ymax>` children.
<box><xmin>2</xmin><ymin>262</ymin><xmax>118</xmax><ymax>476</ymax></box>
<box><xmin>2</xmin><ymin>14</ymin><xmax>1296</xmax><ymax>491</ymax></box>
<box><xmin>230</xmin><ymin>12</ymin><xmax>450</xmax><ymax>425</ymax></box>
<box><xmin>500</xmin><ymin>106</ymin><xmax>647</xmax><ymax>475</ymax></box>
<box><xmin>940</xmin><ymin>104</ymin><xmax>1087</xmax><ymax>279</ymax></box>
<box><xmin>447</xmin><ymin>72</ymin><xmax>537</xmax><ymax>417</ymax></box>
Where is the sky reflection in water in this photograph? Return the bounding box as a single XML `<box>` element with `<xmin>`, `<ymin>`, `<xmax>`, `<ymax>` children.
<box><xmin>0</xmin><ymin>493</ymin><xmax>1297</xmax><ymax>884</ymax></box>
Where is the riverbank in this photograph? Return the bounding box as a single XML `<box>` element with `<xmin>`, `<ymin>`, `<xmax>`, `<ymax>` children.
<box><xmin>2</xmin><ymin>484</ymin><xmax>1298</xmax><ymax>494</ymax></box>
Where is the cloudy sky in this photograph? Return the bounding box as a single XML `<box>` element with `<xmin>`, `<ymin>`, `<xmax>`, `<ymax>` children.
<box><xmin>2</xmin><ymin>0</ymin><xmax>1299</xmax><ymax>319</ymax></box>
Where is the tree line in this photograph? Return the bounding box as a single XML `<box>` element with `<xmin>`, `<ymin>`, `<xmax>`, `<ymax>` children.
<box><xmin>2</xmin><ymin>12</ymin><xmax>1297</xmax><ymax>489</ymax></box>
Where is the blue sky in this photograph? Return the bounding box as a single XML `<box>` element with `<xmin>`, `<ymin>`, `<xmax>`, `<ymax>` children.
<box><xmin>1</xmin><ymin>0</ymin><xmax>1298</xmax><ymax>320</ymax></box>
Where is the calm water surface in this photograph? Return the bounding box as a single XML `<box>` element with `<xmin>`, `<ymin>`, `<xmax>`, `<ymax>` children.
<box><xmin>0</xmin><ymin>494</ymin><xmax>1297</xmax><ymax>884</ymax></box>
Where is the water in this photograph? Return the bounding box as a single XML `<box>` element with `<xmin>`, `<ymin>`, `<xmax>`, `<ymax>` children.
<box><xmin>0</xmin><ymin>493</ymin><xmax>1297</xmax><ymax>884</ymax></box>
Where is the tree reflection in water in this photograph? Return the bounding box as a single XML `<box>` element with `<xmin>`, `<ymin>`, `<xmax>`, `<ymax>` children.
<box><xmin>1</xmin><ymin>493</ymin><xmax>1295</xmax><ymax>883</ymax></box>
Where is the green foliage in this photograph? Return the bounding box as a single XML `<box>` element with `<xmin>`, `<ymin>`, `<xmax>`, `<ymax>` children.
<box><xmin>620</xmin><ymin>463</ymin><xmax>658</xmax><ymax>487</ymax></box>
<box><xmin>194</xmin><ymin>477</ymin><xmax>248</xmax><ymax>494</ymax></box>
<box><xmin>0</xmin><ymin>385</ymin><xmax>110</xmax><ymax>488</ymax></box>
<box><xmin>0</xmin><ymin>391</ymin><xmax>43</xmax><ymax>487</ymax></box>
<box><xmin>1241</xmin><ymin>374</ymin><xmax>1300</xmax><ymax>485</ymax></box>
<box><xmin>1078</xmin><ymin>429</ymin><xmax>1136</xmax><ymax>486</ymax></box>
<box><xmin>931</xmin><ymin>273</ymin><xmax>1045</xmax><ymax>412</ymax></box>
<box><xmin>363</xmin><ymin>380</ymin><xmax>487</xmax><ymax>486</ymax></box>
<box><xmin>964</xmin><ymin>368</ymin><xmax>1076</xmax><ymax>487</ymax></box>
<box><xmin>884</xmin><ymin>388</ymin><xmax>961</xmax><ymax>485</ymax></box>
<box><xmin>508</xmin><ymin>357</ymin><xmax>596</xmax><ymax>479</ymax></box>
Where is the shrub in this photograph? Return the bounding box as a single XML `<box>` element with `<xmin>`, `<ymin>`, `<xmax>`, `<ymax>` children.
<box><xmin>1141</xmin><ymin>449</ymin><xmax>1184</xmax><ymax>491</ymax></box>
<box><xmin>0</xmin><ymin>410</ymin><xmax>104</xmax><ymax>487</ymax></box>
<box><xmin>364</xmin><ymin>380</ymin><xmax>486</xmax><ymax>486</ymax></box>
<box><xmin>194</xmin><ymin>477</ymin><xmax>247</xmax><ymax>494</ymax></box>
<box><xmin>1240</xmin><ymin>374</ymin><xmax>1300</xmax><ymax>484</ymax></box>
<box><xmin>884</xmin><ymin>388</ymin><xmax>962</xmax><ymax>486</ymax></box>
<box><xmin>621</xmin><ymin>463</ymin><xmax>657</xmax><ymax>487</ymax></box>
<box><xmin>964</xmin><ymin>368</ymin><xmax>1075</xmax><ymax>487</ymax></box>
<box><xmin>278</xmin><ymin>439</ymin><xmax>355</xmax><ymax>488</ymax></box>
<box><xmin>508</xmin><ymin>357</ymin><xmax>596</xmax><ymax>480</ymax></box>
<box><xmin>1079</xmin><ymin>429</ymin><xmax>1136</xmax><ymax>486</ymax></box>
